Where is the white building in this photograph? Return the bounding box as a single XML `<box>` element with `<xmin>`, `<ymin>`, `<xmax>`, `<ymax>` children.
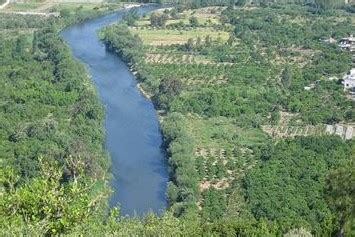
<box><xmin>343</xmin><ymin>68</ymin><xmax>355</xmax><ymax>91</ymax></box>
<box><xmin>339</xmin><ymin>35</ymin><xmax>355</xmax><ymax>52</ymax></box>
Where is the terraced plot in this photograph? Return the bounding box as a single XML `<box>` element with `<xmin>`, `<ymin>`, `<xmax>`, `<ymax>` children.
<box><xmin>183</xmin><ymin>115</ymin><xmax>267</xmax><ymax>194</ymax></box>
<box><xmin>262</xmin><ymin>124</ymin><xmax>354</xmax><ymax>140</ymax></box>
<box><xmin>130</xmin><ymin>27</ymin><xmax>229</xmax><ymax>45</ymax></box>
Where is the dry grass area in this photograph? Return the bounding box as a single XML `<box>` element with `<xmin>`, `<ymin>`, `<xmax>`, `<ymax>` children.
<box><xmin>180</xmin><ymin>75</ymin><xmax>229</xmax><ymax>87</ymax></box>
<box><xmin>145</xmin><ymin>53</ymin><xmax>234</xmax><ymax>66</ymax></box>
<box><xmin>135</xmin><ymin>6</ymin><xmax>223</xmax><ymax>27</ymax></box>
<box><xmin>262</xmin><ymin>124</ymin><xmax>327</xmax><ymax>138</ymax></box>
<box><xmin>271</xmin><ymin>47</ymin><xmax>320</xmax><ymax>67</ymax></box>
<box><xmin>130</xmin><ymin>27</ymin><xmax>229</xmax><ymax>46</ymax></box>
<box><xmin>0</xmin><ymin>28</ymin><xmax>37</xmax><ymax>40</ymax></box>
<box><xmin>262</xmin><ymin>112</ymin><xmax>354</xmax><ymax>140</ymax></box>
<box><xmin>183</xmin><ymin>6</ymin><xmax>224</xmax><ymax>25</ymax></box>
<box><xmin>2</xmin><ymin>0</ymin><xmax>108</xmax><ymax>12</ymax></box>
<box><xmin>145</xmin><ymin>53</ymin><xmax>206</xmax><ymax>64</ymax></box>
<box><xmin>199</xmin><ymin>178</ymin><xmax>230</xmax><ymax>192</ymax></box>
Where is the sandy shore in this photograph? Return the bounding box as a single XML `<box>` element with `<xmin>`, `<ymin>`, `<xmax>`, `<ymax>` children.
<box><xmin>137</xmin><ymin>83</ymin><xmax>152</xmax><ymax>100</ymax></box>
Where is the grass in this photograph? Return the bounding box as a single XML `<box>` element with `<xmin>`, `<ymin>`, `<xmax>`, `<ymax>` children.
<box><xmin>5</xmin><ymin>3</ymin><xmax>42</xmax><ymax>11</ymax></box>
<box><xmin>144</xmin><ymin>52</ymin><xmax>217</xmax><ymax>65</ymax></box>
<box><xmin>136</xmin><ymin>6</ymin><xmax>223</xmax><ymax>27</ymax></box>
<box><xmin>129</xmin><ymin>7</ymin><xmax>229</xmax><ymax>45</ymax></box>
<box><xmin>135</xmin><ymin>17</ymin><xmax>220</xmax><ymax>27</ymax></box>
<box><xmin>4</xmin><ymin>1</ymin><xmax>117</xmax><ymax>13</ymax></box>
<box><xmin>186</xmin><ymin>115</ymin><xmax>267</xmax><ymax>150</ymax></box>
<box><xmin>53</xmin><ymin>3</ymin><xmax>105</xmax><ymax>11</ymax></box>
<box><xmin>129</xmin><ymin>27</ymin><xmax>229</xmax><ymax>45</ymax></box>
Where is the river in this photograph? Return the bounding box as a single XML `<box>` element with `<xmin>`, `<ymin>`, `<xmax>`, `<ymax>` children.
<box><xmin>60</xmin><ymin>6</ymin><xmax>168</xmax><ymax>216</ymax></box>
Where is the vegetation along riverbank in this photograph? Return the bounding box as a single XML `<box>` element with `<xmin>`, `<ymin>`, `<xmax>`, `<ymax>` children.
<box><xmin>0</xmin><ymin>0</ymin><xmax>354</xmax><ymax>235</ymax></box>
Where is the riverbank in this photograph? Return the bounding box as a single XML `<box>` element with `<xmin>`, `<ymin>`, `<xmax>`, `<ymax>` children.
<box><xmin>137</xmin><ymin>82</ymin><xmax>152</xmax><ymax>99</ymax></box>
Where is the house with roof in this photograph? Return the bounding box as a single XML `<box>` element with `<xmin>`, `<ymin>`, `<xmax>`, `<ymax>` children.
<box><xmin>343</xmin><ymin>68</ymin><xmax>355</xmax><ymax>91</ymax></box>
<box><xmin>339</xmin><ymin>35</ymin><xmax>355</xmax><ymax>52</ymax></box>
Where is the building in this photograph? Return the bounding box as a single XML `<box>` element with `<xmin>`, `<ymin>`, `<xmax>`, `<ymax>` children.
<box><xmin>343</xmin><ymin>68</ymin><xmax>355</xmax><ymax>91</ymax></box>
<box><xmin>339</xmin><ymin>35</ymin><xmax>355</xmax><ymax>52</ymax></box>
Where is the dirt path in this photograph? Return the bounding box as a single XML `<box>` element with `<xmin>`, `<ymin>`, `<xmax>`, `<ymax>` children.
<box><xmin>0</xmin><ymin>0</ymin><xmax>10</xmax><ymax>10</ymax></box>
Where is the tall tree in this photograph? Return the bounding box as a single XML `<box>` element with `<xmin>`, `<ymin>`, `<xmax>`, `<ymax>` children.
<box><xmin>315</xmin><ymin>0</ymin><xmax>343</xmax><ymax>9</ymax></box>
<box><xmin>281</xmin><ymin>66</ymin><xmax>292</xmax><ymax>89</ymax></box>
<box><xmin>326</xmin><ymin>156</ymin><xmax>355</xmax><ymax>237</ymax></box>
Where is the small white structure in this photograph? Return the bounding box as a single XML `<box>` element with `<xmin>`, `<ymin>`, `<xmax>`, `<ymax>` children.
<box><xmin>339</xmin><ymin>35</ymin><xmax>355</xmax><ymax>52</ymax></box>
<box><xmin>345</xmin><ymin>126</ymin><xmax>353</xmax><ymax>140</ymax></box>
<box><xmin>335</xmin><ymin>125</ymin><xmax>344</xmax><ymax>137</ymax></box>
<box><xmin>304</xmin><ymin>83</ymin><xmax>315</xmax><ymax>91</ymax></box>
<box><xmin>343</xmin><ymin>68</ymin><xmax>355</xmax><ymax>91</ymax></box>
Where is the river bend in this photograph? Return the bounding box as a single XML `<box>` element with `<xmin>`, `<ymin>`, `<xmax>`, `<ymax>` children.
<box><xmin>61</xmin><ymin>6</ymin><xmax>168</xmax><ymax>216</ymax></box>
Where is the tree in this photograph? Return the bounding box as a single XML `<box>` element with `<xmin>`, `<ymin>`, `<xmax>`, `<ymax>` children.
<box><xmin>315</xmin><ymin>0</ymin><xmax>343</xmax><ymax>10</ymax></box>
<box><xmin>189</xmin><ymin>16</ymin><xmax>199</xmax><ymax>27</ymax></box>
<box><xmin>60</xmin><ymin>8</ymin><xmax>71</xmax><ymax>17</ymax></box>
<box><xmin>14</xmin><ymin>35</ymin><xmax>27</xmax><ymax>57</ymax></box>
<box><xmin>122</xmin><ymin>8</ymin><xmax>139</xmax><ymax>26</ymax></box>
<box><xmin>326</xmin><ymin>157</ymin><xmax>355</xmax><ymax>237</ymax></box>
<box><xmin>281</xmin><ymin>66</ymin><xmax>292</xmax><ymax>89</ymax></box>
<box><xmin>150</xmin><ymin>13</ymin><xmax>168</xmax><ymax>27</ymax></box>
<box><xmin>167</xmin><ymin>182</ymin><xmax>179</xmax><ymax>205</ymax></box>
<box><xmin>32</xmin><ymin>31</ymin><xmax>38</xmax><ymax>53</ymax></box>
<box><xmin>235</xmin><ymin>0</ymin><xmax>247</xmax><ymax>6</ymax></box>
<box><xmin>159</xmin><ymin>78</ymin><xmax>182</xmax><ymax>97</ymax></box>
<box><xmin>186</xmin><ymin>38</ymin><xmax>194</xmax><ymax>51</ymax></box>
<box><xmin>244</xmin><ymin>137</ymin><xmax>350</xmax><ymax>235</ymax></box>
<box><xmin>0</xmin><ymin>157</ymin><xmax>105</xmax><ymax>235</ymax></box>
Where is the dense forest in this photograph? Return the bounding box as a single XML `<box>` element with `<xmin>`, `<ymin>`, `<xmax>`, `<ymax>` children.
<box><xmin>0</xmin><ymin>0</ymin><xmax>354</xmax><ymax>236</ymax></box>
<box><xmin>0</xmin><ymin>12</ymin><xmax>111</xmax><ymax>234</ymax></box>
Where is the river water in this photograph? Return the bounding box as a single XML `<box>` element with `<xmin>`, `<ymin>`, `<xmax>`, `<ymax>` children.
<box><xmin>60</xmin><ymin>6</ymin><xmax>168</xmax><ymax>216</ymax></box>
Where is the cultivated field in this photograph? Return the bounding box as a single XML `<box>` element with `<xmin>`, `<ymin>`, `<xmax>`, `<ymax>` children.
<box><xmin>130</xmin><ymin>28</ymin><xmax>229</xmax><ymax>45</ymax></box>
<box><xmin>1</xmin><ymin>0</ymin><xmax>115</xmax><ymax>13</ymax></box>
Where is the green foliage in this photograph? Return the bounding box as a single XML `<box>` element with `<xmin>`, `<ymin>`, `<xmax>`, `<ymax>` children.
<box><xmin>102</xmin><ymin>23</ymin><xmax>144</xmax><ymax>66</ymax></box>
<box><xmin>1</xmin><ymin>27</ymin><xmax>108</xmax><ymax>182</ymax></box>
<box><xmin>314</xmin><ymin>0</ymin><xmax>344</xmax><ymax>10</ymax></box>
<box><xmin>189</xmin><ymin>16</ymin><xmax>199</xmax><ymax>27</ymax></box>
<box><xmin>326</xmin><ymin>154</ymin><xmax>355</xmax><ymax>236</ymax></box>
<box><xmin>122</xmin><ymin>8</ymin><xmax>139</xmax><ymax>26</ymax></box>
<box><xmin>0</xmin><ymin>13</ymin><xmax>109</xmax><ymax>235</ymax></box>
<box><xmin>0</xmin><ymin>157</ymin><xmax>106</xmax><ymax>235</ymax></box>
<box><xmin>201</xmin><ymin>188</ymin><xmax>227</xmax><ymax>221</ymax></box>
<box><xmin>281</xmin><ymin>66</ymin><xmax>292</xmax><ymax>89</ymax></box>
<box><xmin>244</xmin><ymin>136</ymin><xmax>353</xmax><ymax>235</ymax></box>
<box><xmin>150</xmin><ymin>13</ymin><xmax>169</xmax><ymax>27</ymax></box>
<box><xmin>161</xmin><ymin>113</ymin><xmax>199</xmax><ymax>216</ymax></box>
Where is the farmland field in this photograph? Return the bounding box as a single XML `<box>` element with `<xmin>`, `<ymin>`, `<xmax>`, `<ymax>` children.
<box><xmin>1</xmin><ymin>0</ymin><xmax>117</xmax><ymax>13</ymax></box>
<box><xmin>130</xmin><ymin>28</ymin><xmax>229</xmax><ymax>45</ymax></box>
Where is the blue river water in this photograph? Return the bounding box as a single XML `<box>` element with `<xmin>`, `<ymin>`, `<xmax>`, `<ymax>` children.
<box><xmin>61</xmin><ymin>6</ymin><xmax>168</xmax><ymax>216</ymax></box>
